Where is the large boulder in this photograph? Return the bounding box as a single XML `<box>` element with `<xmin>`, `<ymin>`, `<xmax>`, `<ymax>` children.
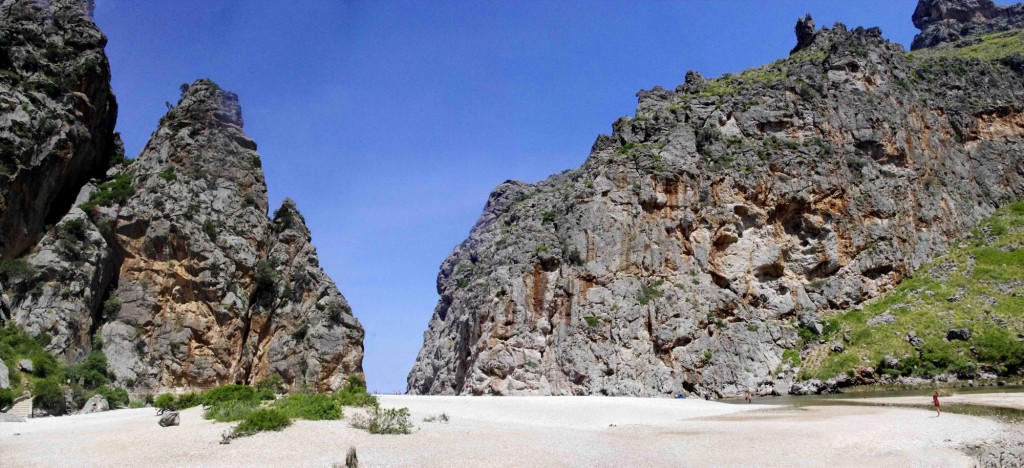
<box><xmin>158</xmin><ymin>411</ymin><xmax>179</xmax><ymax>427</ymax></box>
<box><xmin>79</xmin><ymin>395</ymin><xmax>109</xmax><ymax>414</ymax></box>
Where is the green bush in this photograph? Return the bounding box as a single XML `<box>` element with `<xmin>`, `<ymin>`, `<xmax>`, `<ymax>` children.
<box><xmin>68</xmin><ymin>350</ymin><xmax>110</xmax><ymax>388</ymax></box>
<box><xmin>205</xmin><ymin>399</ymin><xmax>259</xmax><ymax>422</ymax></box>
<box><xmin>79</xmin><ymin>173</ymin><xmax>134</xmax><ymax>212</ymax></box>
<box><xmin>781</xmin><ymin>349</ymin><xmax>801</xmax><ymax>367</ymax></box>
<box><xmin>175</xmin><ymin>392</ymin><xmax>205</xmax><ymax>409</ymax></box>
<box><xmin>33</xmin><ymin>377</ymin><xmax>65</xmax><ymax>414</ymax></box>
<box><xmin>0</xmin><ymin>258</ymin><xmax>36</xmax><ymax>283</ymax></box>
<box><xmin>335</xmin><ymin>375</ymin><xmax>378</xmax><ymax>408</ymax></box>
<box><xmin>204</xmin><ymin>384</ymin><xmax>258</xmax><ymax>405</ymax></box>
<box><xmin>30</xmin><ymin>350</ymin><xmax>60</xmax><ymax>378</ymax></box>
<box><xmin>274</xmin><ymin>393</ymin><xmax>341</xmax><ymax>420</ymax></box>
<box><xmin>92</xmin><ymin>385</ymin><xmax>129</xmax><ymax>408</ymax></box>
<box><xmin>974</xmin><ymin>328</ymin><xmax>1024</xmax><ymax>374</ymax></box>
<box><xmin>232</xmin><ymin>409</ymin><xmax>291</xmax><ymax>437</ymax></box>
<box><xmin>0</xmin><ymin>388</ymin><xmax>14</xmax><ymax>408</ymax></box>
<box><xmin>154</xmin><ymin>393</ymin><xmax>176</xmax><ymax>411</ymax></box>
<box><xmin>351</xmin><ymin>407</ymin><xmax>413</xmax><ymax>435</ymax></box>
<box><xmin>256</xmin><ymin>373</ymin><xmax>285</xmax><ymax>395</ymax></box>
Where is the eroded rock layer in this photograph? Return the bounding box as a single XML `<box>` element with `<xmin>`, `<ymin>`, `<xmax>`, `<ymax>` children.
<box><xmin>409</xmin><ymin>9</ymin><xmax>1024</xmax><ymax>396</ymax></box>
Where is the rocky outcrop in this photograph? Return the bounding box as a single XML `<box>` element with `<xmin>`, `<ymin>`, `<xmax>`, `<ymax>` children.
<box><xmin>408</xmin><ymin>9</ymin><xmax>1024</xmax><ymax>396</ymax></box>
<box><xmin>82</xmin><ymin>80</ymin><xmax>364</xmax><ymax>391</ymax></box>
<box><xmin>3</xmin><ymin>205</ymin><xmax>114</xmax><ymax>362</ymax></box>
<box><xmin>912</xmin><ymin>0</ymin><xmax>1024</xmax><ymax>50</ymax></box>
<box><xmin>0</xmin><ymin>4</ymin><xmax>363</xmax><ymax>390</ymax></box>
<box><xmin>0</xmin><ymin>0</ymin><xmax>118</xmax><ymax>259</ymax></box>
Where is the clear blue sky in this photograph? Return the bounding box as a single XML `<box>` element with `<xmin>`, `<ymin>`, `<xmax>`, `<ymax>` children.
<box><xmin>93</xmin><ymin>0</ymin><xmax>945</xmax><ymax>393</ymax></box>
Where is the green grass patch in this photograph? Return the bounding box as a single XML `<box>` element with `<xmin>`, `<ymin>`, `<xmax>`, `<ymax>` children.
<box><xmin>912</xmin><ymin>28</ymin><xmax>1024</xmax><ymax>62</ymax></box>
<box><xmin>802</xmin><ymin>200</ymin><xmax>1024</xmax><ymax>380</ymax></box>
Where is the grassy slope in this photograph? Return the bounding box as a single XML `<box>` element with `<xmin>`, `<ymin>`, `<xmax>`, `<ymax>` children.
<box><xmin>911</xmin><ymin>28</ymin><xmax>1024</xmax><ymax>61</ymax></box>
<box><xmin>803</xmin><ymin>201</ymin><xmax>1024</xmax><ymax>380</ymax></box>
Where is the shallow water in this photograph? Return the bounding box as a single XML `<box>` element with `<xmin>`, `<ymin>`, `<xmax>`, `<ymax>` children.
<box><xmin>722</xmin><ymin>385</ymin><xmax>1024</xmax><ymax>422</ymax></box>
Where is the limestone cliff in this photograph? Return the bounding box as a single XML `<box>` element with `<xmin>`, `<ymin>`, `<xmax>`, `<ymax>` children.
<box><xmin>0</xmin><ymin>0</ymin><xmax>118</xmax><ymax>260</ymax></box>
<box><xmin>95</xmin><ymin>80</ymin><xmax>362</xmax><ymax>391</ymax></box>
<box><xmin>408</xmin><ymin>3</ymin><xmax>1024</xmax><ymax>396</ymax></box>
<box><xmin>0</xmin><ymin>3</ymin><xmax>363</xmax><ymax>393</ymax></box>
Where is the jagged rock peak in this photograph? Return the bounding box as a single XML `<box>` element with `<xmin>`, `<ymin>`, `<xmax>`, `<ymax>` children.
<box><xmin>911</xmin><ymin>0</ymin><xmax>1024</xmax><ymax>50</ymax></box>
<box><xmin>791</xmin><ymin>14</ymin><xmax>817</xmax><ymax>54</ymax></box>
<box><xmin>166</xmin><ymin>79</ymin><xmax>244</xmax><ymax>129</ymax></box>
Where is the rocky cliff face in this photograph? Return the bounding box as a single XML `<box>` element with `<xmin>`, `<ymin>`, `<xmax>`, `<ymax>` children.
<box><xmin>95</xmin><ymin>80</ymin><xmax>362</xmax><ymax>391</ymax></box>
<box><xmin>0</xmin><ymin>0</ymin><xmax>118</xmax><ymax>260</ymax></box>
<box><xmin>912</xmin><ymin>0</ymin><xmax>1024</xmax><ymax>50</ymax></box>
<box><xmin>408</xmin><ymin>4</ymin><xmax>1024</xmax><ymax>396</ymax></box>
<box><xmin>0</xmin><ymin>3</ymin><xmax>363</xmax><ymax>392</ymax></box>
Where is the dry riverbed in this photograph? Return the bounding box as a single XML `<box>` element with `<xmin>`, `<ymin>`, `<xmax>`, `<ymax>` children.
<box><xmin>1</xmin><ymin>393</ymin><xmax>1021</xmax><ymax>467</ymax></box>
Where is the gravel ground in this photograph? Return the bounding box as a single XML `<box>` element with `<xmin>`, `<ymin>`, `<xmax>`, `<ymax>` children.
<box><xmin>0</xmin><ymin>395</ymin><xmax>1012</xmax><ymax>467</ymax></box>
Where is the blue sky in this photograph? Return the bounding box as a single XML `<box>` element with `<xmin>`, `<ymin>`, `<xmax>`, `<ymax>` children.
<box><xmin>93</xmin><ymin>0</ymin><xmax>939</xmax><ymax>393</ymax></box>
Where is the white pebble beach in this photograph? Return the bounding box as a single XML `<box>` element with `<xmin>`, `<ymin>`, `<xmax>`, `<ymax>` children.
<box><xmin>1</xmin><ymin>393</ymin><xmax>1020</xmax><ymax>467</ymax></box>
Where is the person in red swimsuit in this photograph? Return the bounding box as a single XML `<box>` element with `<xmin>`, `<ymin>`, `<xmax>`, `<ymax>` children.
<box><xmin>932</xmin><ymin>390</ymin><xmax>940</xmax><ymax>417</ymax></box>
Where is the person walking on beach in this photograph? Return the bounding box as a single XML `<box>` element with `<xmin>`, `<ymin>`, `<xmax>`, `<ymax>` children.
<box><xmin>932</xmin><ymin>390</ymin><xmax>940</xmax><ymax>417</ymax></box>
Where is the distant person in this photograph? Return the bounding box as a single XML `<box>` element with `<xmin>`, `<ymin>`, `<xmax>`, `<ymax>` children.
<box><xmin>745</xmin><ymin>391</ymin><xmax>752</xmax><ymax>404</ymax></box>
<box><xmin>932</xmin><ymin>390</ymin><xmax>940</xmax><ymax>417</ymax></box>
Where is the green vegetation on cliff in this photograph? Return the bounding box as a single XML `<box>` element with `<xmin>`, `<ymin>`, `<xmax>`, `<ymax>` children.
<box><xmin>803</xmin><ymin>201</ymin><xmax>1024</xmax><ymax>380</ymax></box>
<box><xmin>0</xmin><ymin>325</ymin><xmax>126</xmax><ymax>413</ymax></box>
<box><xmin>911</xmin><ymin>28</ymin><xmax>1024</xmax><ymax>62</ymax></box>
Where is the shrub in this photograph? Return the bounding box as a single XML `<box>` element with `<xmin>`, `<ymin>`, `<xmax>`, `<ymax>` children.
<box><xmin>232</xmin><ymin>409</ymin><xmax>291</xmax><ymax>438</ymax></box>
<box><xmin>350</xmin><ymin>407</ymin><xmax>413</xmax><ymax>435</ymax></box>
<box><xmin>781</xmin><ymin>349</ymin><xmax>801</xmax><ymax>367</ymax></box>
<box><xmin>583</xmin><ymin>316</ymin><xmax>600</xmax><ymax>327</ymax></box>
<box><xmin>157</xmin><ymin>167</ymin><xmax>176</xmax><ymax>182</ymax></box>
<box><xmin>154</xmin><ymin>393</ymin><xmax>176</xmax><ymax>411</ymax></box>
<box><xmin>67</xmin><ymin>350</ymin><xmax>110</xmax><ymax>388</ymax></box>
<box><xmin>254</xmin><ymin>260</ymin><xmax>278</xmax><ymax>300</ymax></box>
<box><xmin>203</xmin><ymin>219</ymin><xmax>219</xmax><ymax>241</ymax></box>
<box><xmin>0</xmin><ymin>258</ymin><xmax>36</xmax><ymax>283</ymax></box>
<box><xmin>974</xmin><ymin>328</ymin><xmax>1024</xmax><ymax>374</ymax></box>
<box><xmin>79</xmin><ymin>173</ymin><xmax>134</xmax><ymax>211</ymax></box>
<box><xmin>0</xmin><ymin>388</ymin><xmax>14</xmax><ymax>408</ymax></box>
<box><xmin>204</xmin><ymin>384</ymin><xmax>258</xmax><ymax>405</ymax></box>
<box><xmin>30</xmin><ymin>350</ymin><xmax>60</xmax><ymax>378</ymax></box>
<box><xmin>176</xmin><ymin>392</ymin><xmax>205</xmax><ymax>409</ymax></box>
<box><xmin>335</xmin><ymin>374</ymin><xmax>378</xmax><ymax>408</ymax></box>
<box><xmin>92</xmin><ymin>385</ymin><xmax>129</xmax><ymax>408</ymax></box>
<box><xmin>205</xmin><ymin>399</ymin><xmax>258</xmax><ymax>422</ymax></box>
<box><xmin>638</xmin><ymin>280</ymin><xmax>665</xmax><ymax>305</ymax></box>
<box><xmin>256</xmin><ymin>373</ymin><xmax>285</xmax><ymax>396</ymax></box>
<box><xmin>33</xmin><ymin>377</ymin><xmax>65</xmax><ymax>414</ymax></box>
<box><xmin>274</xmin><ymin>393</ymin><xmax>341</xmax><ymax>420</ymax></box>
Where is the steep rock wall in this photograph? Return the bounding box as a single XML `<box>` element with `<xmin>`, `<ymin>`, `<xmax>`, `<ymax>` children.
<box><xmin>0</xmin><ymin>0</ymin><xmax>118</xmax><ymax>259</ymax></box>
<box><xmin>409</xmin><ymin>15</ymin><xmax>1024</xmax><ymax>396</ymax></box>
